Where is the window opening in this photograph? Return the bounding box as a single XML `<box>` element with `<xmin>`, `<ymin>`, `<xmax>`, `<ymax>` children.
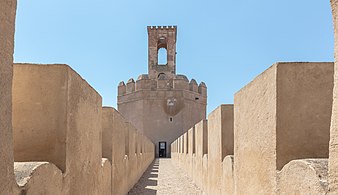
<box><xmin>158</xmin><ymin>48</ymin><xmax>167</xmax><ymax>65</ymax></box>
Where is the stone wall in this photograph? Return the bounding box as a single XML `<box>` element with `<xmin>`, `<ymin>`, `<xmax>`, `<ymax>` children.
<box><xmin>4</xmin><ymin>64</ymin><xmax>155</xmax><ymax>195</ymax></box>
<box><xmin>0</xmin><ymin>0</ymin><xmax>17</xmax><ymax>194</ymax></box>
<box><xmin>171</xmin><ymin>104</ymin><xmax>234</xmax><ymax>195</ymax></box>
<box><xmin>330</xmin><ymin>0</ymin><xmax>338</xmax><ymax>193</ymax></box>
<box><xmin>102</xmin><ymin>107</ymin><xmax>155</xmax><ymax>195</ymax></box>
<box><xmin>171</xmin><ymin>62</ymin><xmax>333</xmax><ymax>195</ymax></box>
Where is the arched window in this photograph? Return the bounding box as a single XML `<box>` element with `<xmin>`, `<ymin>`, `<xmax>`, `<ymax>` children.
<box><xmin>158</xmin><ymin>48</ymin><xmax>167</xmax><ymax>65</ymax></box>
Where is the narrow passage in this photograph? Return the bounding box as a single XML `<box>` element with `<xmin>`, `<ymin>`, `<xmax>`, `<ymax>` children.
<box><xmin>128</xmin><ymin>158</ymin><xmax>205</xmax><ymax>195</ymax></box>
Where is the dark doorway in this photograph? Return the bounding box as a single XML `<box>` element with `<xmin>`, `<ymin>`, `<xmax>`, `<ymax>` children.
<box><xmin>159</xmin><ymin>142</ymin><xmax>167</xmax><ymax>158</ymax></box>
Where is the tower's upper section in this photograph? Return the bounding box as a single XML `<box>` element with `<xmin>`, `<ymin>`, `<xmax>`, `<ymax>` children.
<box><xmin>147</xmin><ymin>26</ymin><xmax>177</xmax><ymax>80</ymax></box>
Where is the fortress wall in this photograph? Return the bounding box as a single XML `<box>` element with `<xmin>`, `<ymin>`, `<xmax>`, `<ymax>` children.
<box><xmin>102</xmin><ymin>107</ymin><xmax>128</xmax><ymax>194</ymax></box>
<box><xmin>178</xmin><ymin>135</ymin><xmax>184</xmax><ymax>167</ymax></box>
<box><xmin>0</xmin><ymin>0</ymin><xmax>17</xmax><ymax>194</ymax></box>
<box><xmin>221</xmin><ymin>155</ymin><xmax>234</xmax><ymax>195</ymax></box>
<box><xmin>171</xmin><ymin>105</ymin><xmax>234</xmax><ymax>195</ymax></box>
<box><xmin>127</xmin><ymin>123</ymin><xmax>138</xmax><ymax>189</ymax></box>
<box><xmin>330</xmin><ymin>1</ymin><xmax>338</xmax><ymax>193</ymax></box>
<box><xmin>13</xmin><ymin>64</ymin><xmax>69</xmax><ymax>171</ymax></box>
<box><xmin>13</xmin><ymin>64</ymin><xmax>103</xmax><ymax>195</ymax></box>
<box><xmin>187</xmin><ymin>127</ymin><xmax>195</xmax><ymax>178</ymax></box>
<box><xmin>234</xmin><ymin>62</ymin><xmax>332</xmax><ymax>194</ymax></box>
<box><xmin>171</xmin><ymin>62</ymin><xmax>332</xmax><ymax>195</ymax></box>
<box><xmin>193</xmin><ymin>119</ymin><xmax>208</xmax><ymax>191</ymax></box>
<box><xmin>276</xmin><ymin>62</ymin><xmax>332</xmax><ymax>170</ymax></box>
<box><xmin>207</xmin><ymin>105</ymin><xmax>234</xmax><ymax>195</ymax></box>
<box><xmin>102</xmin><ymin>107</ymin><xmax>154</xmax><ymax>195</ymax></box>
<box><xmin>12</xmin><ymin>64</ymin><xmax>155</xmax><ymax>195</ymax></box>
<box><xmin>100</xmin><ymin>159</ymin><xmax>112</xmax><ymax>195</ymax></box>
<box><xmin>277</xmin><ymin>159</ymin><xmax>328</xmax><ymax>195</ymax></box>
<box><xmin>234</xmin><ymin>65</ymin><xmax>278</xmax><ymax>195</ymax></box>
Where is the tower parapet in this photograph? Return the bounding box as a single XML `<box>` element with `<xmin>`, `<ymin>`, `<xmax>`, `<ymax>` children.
<box><xmin>189</xmin><ymin>79</ymin><xmax>198</xmax><ymax>93</ymax></box>
<box><xmin>118</xmin><ymin>81</ymin><xmax>126</xmax><ymax>96</ymax></box>
<box><xmin>126</xmin><ymin>78</ymin><xmax>135</xmax><ymax>94</ymax></box>
<box><xmin>198</xmin><ymin>82</ymin><xmax>207</xmax><ymax>97</ymax></box>
<box><xmin>118</xmin><ymin>74</ymin><xmax>207</xmax><ymax>98</ymax></box>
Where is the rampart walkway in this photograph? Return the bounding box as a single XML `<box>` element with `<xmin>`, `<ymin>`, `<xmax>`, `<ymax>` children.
<box><xmin>128</xmin><ymin>158</ymin><xmax>205</xmax><ymax>195</ymax></box>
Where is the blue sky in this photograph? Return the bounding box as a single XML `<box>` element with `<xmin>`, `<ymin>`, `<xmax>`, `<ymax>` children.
<box><xmin>14</xmin><ymin>0</ymin><xmax>334</xmax><ymax>114</ymax></box>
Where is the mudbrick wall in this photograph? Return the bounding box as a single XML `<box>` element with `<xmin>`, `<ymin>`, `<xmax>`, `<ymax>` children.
<box><xmin>172</xmin><ymin>62</ymin><xmax>334</xmax><ymax>195</ymax></box>
<box><xmin>11</xmin><ymin>64</ymin><xmax>155</xmax><ymax>195</ymax></box>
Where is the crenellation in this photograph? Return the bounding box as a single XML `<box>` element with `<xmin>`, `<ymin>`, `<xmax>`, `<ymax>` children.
<box><xmin>126</xmin><ymin>78</ymin><xmax>135</xmax><ymax>93</ymax></box>
<box><xmin>119</xmin><ymin>73</ymin><xmax>206</xmax><ymax>98</ymax></box>
<box><xmin>189</xmin><ymin>79</ymin><xmax>199</xmax><ymax>93</ymax></box>
<box><xmin>198</xmin><ymin>82</ymin><xmax>207</xmax><ymax>97</ymax></box>
<box><xmin>119</xmin><ymin>81</ymin><xmax>126</xmax><ymax>86</ymax></box>
<box><xmin>118</xmin><ymin>81</ymin><xmax>126</xmax><ymax>96</ymax></box>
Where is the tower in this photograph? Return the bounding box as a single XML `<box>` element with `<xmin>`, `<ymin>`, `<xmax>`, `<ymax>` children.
<box><xmin>118</xmin><ymin>26</ymin><xmax>207</xmax><ymax>158</ymax></box>
<box><xmin>147</xmin><ymin>26</ymin><xmax>177</xmax><ymax>79</ymax></box>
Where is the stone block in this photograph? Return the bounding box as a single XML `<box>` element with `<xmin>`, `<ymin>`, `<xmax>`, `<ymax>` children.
<box><xmin>102</xmin><ymin>107</ymin><xmax>128</xmax><ymax>195</ymax></box>
<box><xmin>207</xmin><ymin>104</ymin><xmax>234</xmax><ymax>195</ymax></box>
<box><xmin>12</xmin><ymin>64</ymin><xmax>103</xmax><ymax>195</ymax></box>
<box><xmin>100</xmin><ymin>158</ymin><xmax>112</xmax><ymax>195</ymax></box>
<box><xmin>221</xmin><ymin>155</ymin><xmax>234</xmax><ymax>195</ymax></box>
<box><xmin>194</xmin><ymin>119</ymin><xmax>208</xmax><ymax>188</ymax></box>
<box><xmin>14</xmin><ymin>162</ymin><xmax>62</xmax><ymax>195</ymax></box>
<box><xmin>234</xmin><ymin>62</ymin><xmax>333</xmax><ymax>194</ymax></box>
<box><xmin>277</xmin><ymin>159</ymin><xmax>328</xmax><ymax>194</ymax></box>
<box><xmin>187</xmin><ymin>127</ymin><xmax>195</xmax><ymax>177</ymax></box>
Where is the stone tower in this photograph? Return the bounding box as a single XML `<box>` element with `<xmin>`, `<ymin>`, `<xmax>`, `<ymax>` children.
<box><xmin>118</xmin><ymin>26</ymin><xmax>207</xmax><ymax>158</ymax></box>
<box><xmin>148</xmin><ymin>26</ymin><xmax>176</xmax><ymax>79</ymax></box>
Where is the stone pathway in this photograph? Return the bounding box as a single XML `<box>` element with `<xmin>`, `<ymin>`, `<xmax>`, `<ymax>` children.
<box><xmin>128</xmin><ymin>158</ymin><xmax>205</xmax><ymax>195</ymax></box>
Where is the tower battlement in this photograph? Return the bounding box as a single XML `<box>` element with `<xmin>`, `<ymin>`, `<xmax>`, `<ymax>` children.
<box><xmin>118</xmin><ymin>74</ymin><xmax>207</xmax><ymax>97</ymax></box>
<box><xmin>147</xmin><ymin>25</ymin><xmax>177</xmax><ymax>30</ymax></box>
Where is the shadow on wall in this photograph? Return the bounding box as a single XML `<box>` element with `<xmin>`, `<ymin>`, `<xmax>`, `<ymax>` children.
<box><xmin>128</xmin><ymin>159</ymin><xmax>159</xmax><ymax>195</ymax></box>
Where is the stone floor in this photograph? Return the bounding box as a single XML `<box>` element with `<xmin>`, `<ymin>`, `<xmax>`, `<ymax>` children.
<box><xmin>128</xmin><ymin>158</ymin><xmax>205</xmax><ymax>195</ymax></box>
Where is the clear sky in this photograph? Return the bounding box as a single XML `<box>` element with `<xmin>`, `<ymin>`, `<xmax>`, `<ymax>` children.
<box><xmin>14</xmin><ymin>0</ymin><xmax>334</xmax><ymax>114</ymax></box>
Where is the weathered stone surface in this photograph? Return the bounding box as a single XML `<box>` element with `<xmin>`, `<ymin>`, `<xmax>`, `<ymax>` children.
<box><xmin>12</xmin><ymin>64</ymin><xmax>103</xmax><ymax>195</ymax></box>
<box><xmin>0</xmin><ymin>0</ymin><xmax>17</xmax><ymax>194</ymax></box>
<box><xmin>14</xmin><ymin>162</ymin><xmax>62</xmax><ymax>195</ymax></box>
<box><xmin>234</xmin><ymin>62</ymin><xmax>333</xmax><ymax>194</ymax></box>
<box><xmin>102</xmin><ymin>107</ymin><xmax>154</xmax><ymax>195</ymax></box>
<box><xmin>277</xmin><ymin>159</ymin><xmax>328</xmax><ymax>195</ymax></box>
<box><xmin>330</xmin><ymin>1</ymin><xmax>338</xmax><ymax>193</ymax></box>
<box><xmin>208</xmin><ymin>104</ymin><xmax>234</xmax><ymax>195</ymax></box>
<box><xmin>100</xmin><ymin>158</ymin><xmax>112</xmax><ymax>195</ymax></box>
<box><xmin>221</xmin><ymin>155</ymin><xmax>234</xmax><ymax>195</ymax></box>
<box><xmin>194</xmin><ymin>120</ymin><xmax>208</xmax><ymax>189</ymax></box>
